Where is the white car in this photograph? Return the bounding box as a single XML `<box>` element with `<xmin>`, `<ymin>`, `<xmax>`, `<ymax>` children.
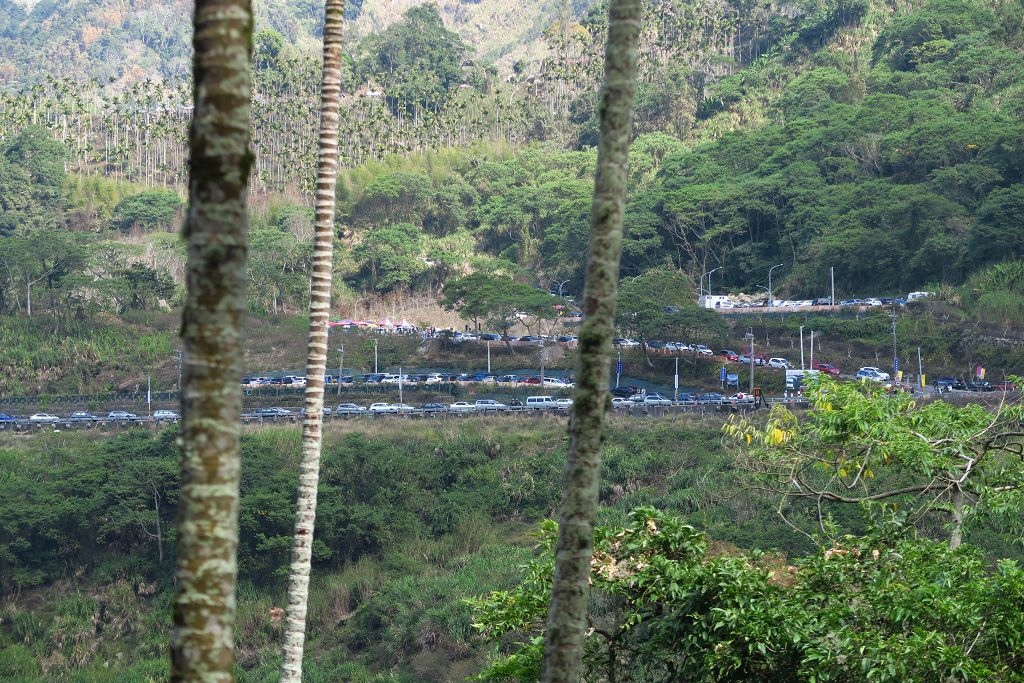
<box><xmin>611</xmin><ymin>397</ymin><xmax>630</xmax><ymax>407</ymax></box>
<box><xmin>692</xmin><ymin>344</ymin><xmax>713</xmax><ymax>355</ymax></box>
<box><xmin>554</xmin><ymin>398</ymin><xmax>574</xmax><ymax>409</ymax></box>
<box><xmin>856</xmin><ymin>368</ymin><xmax>888</xmax><ymax>382</ymax></box>
<box><xmin>858</xmin><ymin>366</ymin><xmax>891</xmax><ymax>381</ymax></box>
<box><xmin>392</xmin><ymin>403</ymin><xmax>417</xmax><ymax>413</ymax></box>
<box><xmin>368</xmin><ymin>402</ymin><xmax>396</xmax><ymax>413</ymax></box>
<box><xmin>633</xmin><ymin>393</ymin><xmax>672</xmax><ymax>406</ymax></box>
<box><xmin>729</xmin><ymin>393</ymin><xmax>755</xmax><ymax>403</ymax></box>
<box><xmin>29</xmin><ymin>413</ymin><xmax>60</xmax><ymax>423</ymax></box>
<box><xmin>153</xmin><ymin>410</ymin><xmax>180</xmax><ymax>420</ymax></box>
<box><xmin>424</xmin><ymin>374</ymin><xmax>444</xmax><ymax>384</ymax></box>
<box><xmin>768</xmin><ymin>358</ymin><xmax>792</xmax><ymax>369</ymax></box>
<box><xmin>474</xmin><ymin>399</ymin><xmax>508</xmax><ymax>411</ymax></box>
<box><xmin>449</xmin><ymin>402</ymin><xmax>476</xmax><ymax>412</ymax></box>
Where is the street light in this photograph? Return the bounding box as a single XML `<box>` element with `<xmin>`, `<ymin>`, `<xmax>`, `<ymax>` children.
<box><xmin>768</xmin><ymin>263</ymin><xmax>783</xmax><ymax>308</ymax></box>
<box><xmin>704</xmin><ymin>266</ymin><xmax>722</xmax><ymax>297</ymax></box>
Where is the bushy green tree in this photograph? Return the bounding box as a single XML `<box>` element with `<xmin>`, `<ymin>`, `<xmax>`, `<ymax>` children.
<box><xmin>108</xmin><ymin>189</ymin><xmax>183</xmax><ymax>233</ymax></box>
<box><xmin>472</xmin><ymin>507</ymin><xmax>1024</xmax><ymax>682</ymax></box>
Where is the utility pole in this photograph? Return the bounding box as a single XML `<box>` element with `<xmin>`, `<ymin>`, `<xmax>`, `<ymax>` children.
<box><xmin>809</xmin><ymin>330</ymin><xmax>814</xmax><ymax>369</ymax></box>
<box><xmin>398</xmin><ymin>365</ymin><xmax>403</xmax><ymax>405</ymax></box>
<box><xmin>374</xmin><ymin>338</ymin><xmax>378</xmax><ymax>374</ymax></box>
<box><xmin>917</xmin><ymin>346</ymin><xmax>923</xmax><ymax>388</ymax></box>
<box><xmin>799</xmin><ymin>326</ymin><xmax>805</xmax><ymax>370</ymax></box>
<box><xmin>891</xmin><ymin>308</ymin><xmax>898</xmax><ymax>379</ymax></box>
<box><xmin>339</xmin><ymin>345</ymin><xmax>346</xmax><ymax>383</ymax></box>
<box><xmin>673</xmin><ymin>356</ymin><xmax>679</xmax><ymax>402</ymax></box>
<box><xmin>746</xmin><ymin>329</ymin><xmax>755</xmax><ymax>395</ymax></box>
<box><xmin>487</xmin><ymin>340</ymin><xmax>491</xmax><ymax>373</ymax></box>
<box><xmin>147</xmin><ymin>375</ymin><xmax>152</xmax><ymax>417</ymax></box>
<box><xmin>539</xmin><ymin>338</ymin><xmax>545</xmax><ymax>383</ymax></box>
<box><xmin>615</xmin><ymin>350</ymin><xmax>621</xmax><ymax>389</ymax></box>
<box><xmin>830</xmin><ymin>266</ymin><xmax>835</xmax><ymax>306</ymax></box>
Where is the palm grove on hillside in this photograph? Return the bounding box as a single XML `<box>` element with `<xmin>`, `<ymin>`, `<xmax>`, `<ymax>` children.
<box><xmin>3</xmin><ymin>1</ymin><xmax>1023</xmax><ymax>325</ymax></box>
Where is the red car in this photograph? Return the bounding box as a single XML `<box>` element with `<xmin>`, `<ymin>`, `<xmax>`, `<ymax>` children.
<box><xmin>521</xmin><ymin>376</ymin><xmax>543</xmax><ymax>385</ymax></box>
<box><xmin>812</xmin><ymin>362</ymin><xmax>840</xmax><ymax>376</ymax></box>
<box><xmin>719</xmin><ymin>349</ymin><xmax>740</xmax><ymax>362</ymax></box>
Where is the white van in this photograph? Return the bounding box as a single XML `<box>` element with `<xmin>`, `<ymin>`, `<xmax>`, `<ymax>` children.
<box><xmin>698</xmin><ymin>295</ymin><xmax>734</xmax><ymax>309</ymax></box>
<box><xmin>526</xmin><ymin>396</ymin><xmax>558</xmax><ymax>409</ymax></box>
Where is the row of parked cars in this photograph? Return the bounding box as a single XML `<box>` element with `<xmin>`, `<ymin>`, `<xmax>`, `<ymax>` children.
<box><xmin>243</xmin><ymin>372</ymin><xmax>577</xmax><ymax>388</ymax></box>
<box><xmin>931</xmin><ymin>377</ymin><xmax>1017</xmax><ymax>392</ymax></box>
<box><xmin>0</xmin><ymin>410</ymin><xmax>180</xmax><ymax>423</ymax></box>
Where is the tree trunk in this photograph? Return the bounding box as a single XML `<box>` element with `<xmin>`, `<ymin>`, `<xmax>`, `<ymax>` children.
<box><xmin>170</xmin><ymin>1</ymin><xmax>252</xmax><ymax>680</ymax></box>
<box><xmin>280</xmin><ymin>2</ymin><xmax>345</xmax><ymax>681</ymax></box>
<box><xmin>541</xmin><ymin>1</ymin><xmax>641</xmax><ymax>681</ymax></box>
<box><xmin>950</xmin><ymin>484</ymin><xmax>964</xmax><ymax>549</ymax></box>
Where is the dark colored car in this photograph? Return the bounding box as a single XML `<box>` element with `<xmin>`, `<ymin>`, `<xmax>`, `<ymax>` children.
<box><xmin>932</xmin><ymin>377</ymin><xmax>958</xmax><ymax>391</ymax></box>
<box><xmin>0</xmin><ymin>412</ymin><xmax>17</xmax><ymax>422</ymax></box>
<box><xmin>698</xmin><ymin>392</ymin><xmax>726</xmax><ymax>403</ymax></box>
<box><xmin>611</xmin><ymin>385</ymin><xmax>642</xmax><ymax>398</ymax></box>
<box><xmin>646</xmin><ymin>340</ymin><xmax>667</xmax><ymax>349</ymax></box>
<box><xmin>68</xmin><ymin>411</ymin><xmax>98</xmax><ymax>421</ymax></box>
<box><xmin>991</xmin><ymin>381</ymin><xmax>1017</xmax><ymax>392</ymax></box>
<box><xmin>479</xmin><ymin>333</ymin><xmax>501</xmax><ymax>340</ymax></box>
<box><xmin>419</xmin><ymin>402</ymin><xmax>449</xmax><ymax>412</ymax></box>
<box><xmin>965</xmin><ymin>381</ymin><xmax>992</xmax><ymax>392</ymax></box>
<box><xmin>812</xmin><ymin>362</ymin><xmax>841</xmax><ymax>376</ymax></box>
<box><xmin>519</xmin><ymin>335</ymin><xmax>543</xmax><ymax>343</ymax></box>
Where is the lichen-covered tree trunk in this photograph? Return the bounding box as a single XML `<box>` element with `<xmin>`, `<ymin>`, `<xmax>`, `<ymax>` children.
<box><xmin>541</xmin><ymin>1</ymin><xmax>641</xmax><ymax>681</ymax></box>
<box><xmin>280</xmin><ymin>2</ymin><xmax>345</xmax><ymax>680</ymax></box>
<box><xmin>170</xmin><ymin>1</ymin><xmax>252</xmax><ymax>681</ymax></box>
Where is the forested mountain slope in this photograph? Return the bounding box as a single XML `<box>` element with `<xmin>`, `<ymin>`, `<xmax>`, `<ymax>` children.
<box><xmin>1</xmin><ymin>0</ymin><xmax>1023</xmax><ymax>331</ymax></box>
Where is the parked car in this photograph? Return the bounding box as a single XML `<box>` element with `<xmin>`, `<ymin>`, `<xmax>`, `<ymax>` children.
<box><xmin>29</xmin><ymin>413</ymin><xmax>60</xmax><ymax>423</ymax></box>
<box><xmin>521</xmin><ymin>376</ymin><xmax>543</xmax><ymax>385</ymax></box>
<box><xmin>367</xmin><ymin>403</ymin><xmax>396</xmax><ymax>413</ymax></box>
<box><xmin>249</xmin><ymin>407</ymin><xmax>292</xmax><ymax>417</ymax></box>
<box><xmin>932</xmin><ymin>377</ymin><xmax>958</xmax><ymax>391</ymax></box>
<box><xmin>767</xmin><ymin>358</ymin><xmax>792</xmax><ymax>369</ymax></box>
<box><xmin>496</xmin><ymin>375</ymin><xmax>520</xmax><ymax>383</ymax></box>
<box><xmin>474</xmin><ymin>399</ymin><xmax>508</xmax><ymax>411</ymax></box>
<box><xmin>392</xmin><ymin>403</ymin><xmax>417</xmax><ymax>413</ymax></box>
<box><xmin>737</xmin><ymin>354</ymin><xmax>767</xmax><ymax>366</ymax></box>
<box><xmin>554</xmin><ymin>398</ymin><xmax>574</xmax><ymax>409</ymax></box>
<box><xmin>633</xmin><ymin>393</ymin><xmax>672</xmax><ymax>406</ymax></box>
<box><xmin>965</xmin><ymin>381</ymin><xmax>993</xmax><ymax>392</ymax></box>
<box><xmin>859</xmin><ymin>367</ymin><xmax>890</xmax><ymax>380</ymax></box>
<box><xmin>611</xmin><ymin>385</ymin><xmax>642</xmax><ymax>398</ymax></box>
<box><xmin>448</xmin><ymin>402</ymin><xmax>476</xmax><ymax>412</ymax></box>
<box><xmin>698</xmin><ymin>392</ymin><xmax>726</xmax><ymax>403</ymax></box>
<box><xmin>479</xmin><ymin>333</ymin><xmax>501</xmax><ymax>340</ymax></box>
<box><xmin>812</xmin><ymin>362</ymin><xmax>841</xmax><ymax>376</ymax></box>
<box><xmin>153</xmin><ymin>410</ymin><xmax>180</xmax><ymax>420</ymax></box>
<box><xmin>519</xmin><ymin>335</ymin><xmax>544</xmax><ymax>343</ymax></box>
<box><xmin>719</xmin><ymin>350</ymin><xmax>740</xmax><ymax>361</ymax></box>
<box><xmin>68</xmin><ymin>411</ymin><xmax>97</xmax><ymax>421</ymax></box>
<box><xmin>107</xmin><ymin>410</ymin><xmax>138</xmax><ymax>420</ymax></box>
<box><xmin>692</xmin><ymin>344</ymin><xmax>713</xmax><ymax>355</ymax></box>
<box><xmin>419</xmin><ymin>402</ymin><xmax>449</xmax><ymax>413</ymax></box>
<box><xmin>334</xmin><ymin>403</ymin><xmax>366</xmax><ymax>414</ymax></box>
<box><xmin>0</xmin><ymin>412</ymin><xmax>17</xmax><ymax>422</ymax></box>
<box><xmin>856</xmin><ymin>368</ymin><xmax>888</xmax><ymax>382</ymax></box>
<box><xmin>611</xmin><ymin>397</ymin><xmax>630</xmax><ymax>407</ymax></box>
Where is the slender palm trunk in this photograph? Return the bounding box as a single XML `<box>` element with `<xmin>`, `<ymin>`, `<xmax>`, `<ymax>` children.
<box><xmin>541</xmin><ymin>1</ymin><xmax>641</xmax><ymax>681</ymax></box>
<box><xmin>280</xmin><ymin>3</ymin><xmax>345</xmax><ymax>681</ymax></box>
<box><xmin>171</xmin><ymin>1</ymin><xmax>252</xmax><ymax>680</ymax></box>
